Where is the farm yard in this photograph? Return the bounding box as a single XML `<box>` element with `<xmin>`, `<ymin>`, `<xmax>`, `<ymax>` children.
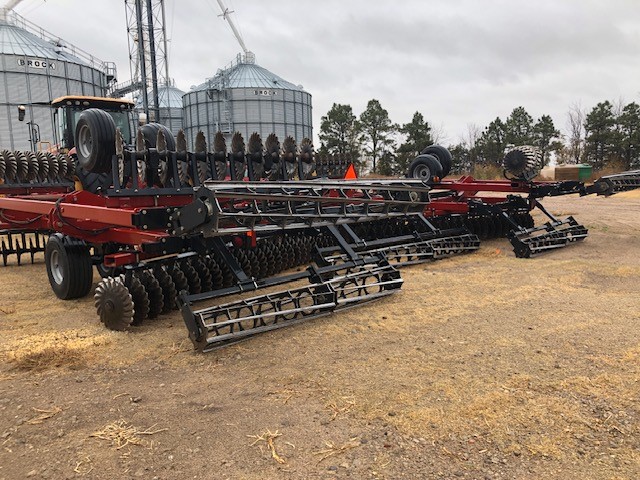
<box><xmin>1</xmin><ymin>192</ymin><xmax>638</xmax><ymax>480</ymax></box>
<box><xmin>0</xmin><ymin>0</ymin><xmax>639</xmax><ymax>478</ymax></box>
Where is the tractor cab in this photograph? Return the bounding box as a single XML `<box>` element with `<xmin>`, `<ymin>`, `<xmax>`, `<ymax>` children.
<box><xmin>51</xmin><ymin>96</ymin><xmax>135</xmax><ymax>153</ymax></box>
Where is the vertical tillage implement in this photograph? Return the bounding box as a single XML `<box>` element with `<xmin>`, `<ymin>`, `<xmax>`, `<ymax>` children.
<box><xmin>1</xmin><ymin>109</ymin><xmax>638</xmax><ymax>350</ymax></box>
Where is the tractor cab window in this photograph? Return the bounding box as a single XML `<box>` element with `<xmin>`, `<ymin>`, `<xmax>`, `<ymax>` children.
<box><xmin>55</xmin><ymin>107</ymin><xmax>73</xmax><ymax>151</ymax></box>
<box><xmin>107</xmin><ymin>111</ymin><xmax>132</xmax><ymax>144</ymax></box>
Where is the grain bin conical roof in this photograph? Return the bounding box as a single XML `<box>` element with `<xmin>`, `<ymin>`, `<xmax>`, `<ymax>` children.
<box><xmin>0</xmin><ymin>19</ymin><xmax>88</xmax><ymax>64</ymax></box>
<box><xmin>191</xmin><ymin>55</ymin><xmax>304</xmax><ymax>92</ymax></box>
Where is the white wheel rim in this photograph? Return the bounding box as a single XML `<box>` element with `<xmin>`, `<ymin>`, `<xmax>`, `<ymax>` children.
<box><xmin>50</xmin><ymin>249</ymin><xmax>64</xmax><ymax>285</ymax></box>
<box><xmin>77</xmin><ymin>124</ymin><xmax>92</xmax><ymax>159</ymax></box>
<box><xmin>413</xmin><ymin>164</ymin><xmax>431</xmax><ymax>179</ymax></box>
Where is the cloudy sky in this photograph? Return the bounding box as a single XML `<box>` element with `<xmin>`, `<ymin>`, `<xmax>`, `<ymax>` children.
<box><xmin>17</xmin><ymin>0</ymin><xmax>640</xmax><ymax>145</ymax></box>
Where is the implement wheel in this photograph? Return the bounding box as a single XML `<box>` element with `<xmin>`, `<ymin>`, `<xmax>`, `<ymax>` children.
<box><xmin>407</xmin><ymin>154</ymin><xmax>443</xmax><ymax>182</ymax></box>
<box><xmin>45</xmin><ymin>234</ymin><xmax>93</xmax><ymax>300</ymax></box>
<box><xmin>75</xmin><ymin>109</ymin><xmax>116</xmax><ymax>174</ymax></box>
<box><xmin>140</xmin><ymin>123</ymin><xmax>176</xmax><ymax>150</ymax></box>
<box><xmin>421</xmin><ymin>145</ymin><xmax>452</xmax><ymax>178</ymax></box>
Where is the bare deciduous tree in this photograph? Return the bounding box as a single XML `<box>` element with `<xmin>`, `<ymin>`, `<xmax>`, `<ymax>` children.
<box><xmin>566</xmin><ymin>102</ymin><xmax>585</xmax><ymax>164</ymax></box>
<box><xmin>430</xmin><ymin>123</ymin><xmax>448</xmax><ymax>145</ymax></box>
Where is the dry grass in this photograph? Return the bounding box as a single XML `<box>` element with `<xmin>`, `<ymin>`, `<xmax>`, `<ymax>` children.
<box><xmin>326</xmin><ymin>396</ymin><xmax>356</xmax><ymax>420</ymax></box>
<box><xmin>248</xmin><ymin>430</ymin><xmax>287</xmax><ymax>464</ymax></box>
<box><xmin>313</xmin><ymin>438</ymin><xmax>361</xmax><ymax>463</ymax></box>
<box><xmin>90</xmin><ymin>420</ymin><xmax>167</xmax><ymax>450</ymax></box>
<box><xmin>7</xmin><ymin>345</ymin><xmax>89</xmax><ymax>371</ymax></box>
<box><xmin>592</xmin><ymin>161</ymin><xmax>629</xmax><ymax>181</ymax></box>
<box><xmin>468</xmin><ymin>164</ymin><xmax>503</xmax><ymax>180</ymax></box>
<box><xmin>27</xmin><ymin>406</ymin><xmax>62</xmax><ymax>425</ymax></box>
<box><xmin>4</xmin><ymin>331</ymin><xmax>110</xmax><ymax>371</ymax></box>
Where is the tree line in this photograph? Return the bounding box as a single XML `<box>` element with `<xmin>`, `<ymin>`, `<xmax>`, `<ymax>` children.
<box><xmin>318</xmin><ymin>99</ymin><xmax>640</xmax><ymax>175</ymax></box>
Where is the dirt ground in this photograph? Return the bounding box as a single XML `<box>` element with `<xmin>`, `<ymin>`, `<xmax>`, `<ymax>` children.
<box><xmin>1</xmin><ymin>192</ymin><xmax>639</xmax><ymax>480</ymax></box>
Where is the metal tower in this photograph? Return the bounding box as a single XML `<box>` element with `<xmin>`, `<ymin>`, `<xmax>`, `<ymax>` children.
<box><xmin>216</xmin><ymin>0</ymin><xmax>251</xmax><ymax>57</ymax></box>
<box><xmin>123</xmin><ymin>0</ymin><xmax>170</xmax><ymax>122</ymax></box>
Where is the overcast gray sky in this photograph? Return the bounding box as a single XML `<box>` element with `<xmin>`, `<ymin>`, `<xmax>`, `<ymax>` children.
<box><xmin>17</xmin><ymin>0</ymin><xmax>640</xmax><ymax>145</ymax></box>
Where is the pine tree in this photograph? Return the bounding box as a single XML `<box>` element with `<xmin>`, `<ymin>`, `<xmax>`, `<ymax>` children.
<box><xmin>584</xmin><ymin>101</ymin><xmax>616</xmax><ymax>170</ymax></box>
<box><xmin>504</xmin><ymin>107</ymin><xmax>535</xmax><ymax>146</ymax></box>
<box><xmin>396</xmin><ymin>112</ymin><xmax>433</xmax><ymax>175</ymax></box>
<box><xmin>533</xmin><ymin>115</ymin><xmax>561</xmax><ymax>168</ymax></box>
<box><xmin>447</xmin><ymin>143</ymin><xmax>472</xmax><ymax>173</ymax></box>
<box><xmin>477</xmin><ymin>117</ymin><xmax>506</xmax><ymax>165</ymax></box>
<box><xmin>359</xmin><ymin>99</ymin><xmax>397</xmax><ymax>173</ymax></box>
<box><xmin>617</xmin><ymin>102</ymin><xmax>640</xmax><ymax>170</ymax></box>
<box><xmin>319</xmin><ymin>103</ymin><xmax>362</xmax><ymax>161</ymax></box>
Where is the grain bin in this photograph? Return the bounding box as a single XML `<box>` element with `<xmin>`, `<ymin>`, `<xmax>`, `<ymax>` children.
<box><xmin>183</xmin><ymin>53</ymin><xmax>312</xmax><ymax>148</ymax></box>
<box><xmin>0</xmin><ymin>10</ymin><xmax>115</xmax><ymax>150</ymax></box>
<box><xmin>136</xmin><ymin>82</ymin><xmax>185</xmax><ymax>134</ymax></box>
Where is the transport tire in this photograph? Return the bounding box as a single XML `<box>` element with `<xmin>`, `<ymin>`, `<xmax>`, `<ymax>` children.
<box><xmin>407</xmin><ymin>154</ymin><xmax>443</xmax><ymax>182</ymax></box>
<box><xmin>420</xmin><ymin>145</ymin><xmax>452</xmax><ymax>178</ymax></box>
<box><xmin>45</xmin><ymin>234</ymin><xmax>93</xmax><ymax>300</ymax></box>
<box><xmin>140</xmin><ymin>123</ymin><xmax>176</xmax><ymax>151</ymax></box>
<box><xmin>75</xmin><ymin>109</ymin><xmax>117</xmax><ymax>174</ymax></box>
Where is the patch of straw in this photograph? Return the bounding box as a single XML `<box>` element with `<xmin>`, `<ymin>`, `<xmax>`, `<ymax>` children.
<box><xmin>73</xmin><ymin>456</ymin><xmax>93</xmax><ymax>476</ymax></box>
<box><xmin>248</xmin><ymin>429</ymin><xmax>286</xmax><ymax>464</ymax></box>
<box><xmin>90</xmin><ymin>420</ymin><xmax>167</xmax><ymax>450</ymax></box>
<box><xmin>27</xmin><ymin>406</ymin><xmax>62</xmax><ymax>425</ymax></box>
<box><xmin>314</xmin><ymin>438</ymin><xmax>360</xmax><ymax>463</ymax></box>
<box><xmin>7</xmin><ymin>346</ymin><xmax>88</xmax><ymax>371</ymax></box>
<box><xmin>326</xmin><ymin>396</ymin><xmax>356</xmax><ymax>420</ymax></box>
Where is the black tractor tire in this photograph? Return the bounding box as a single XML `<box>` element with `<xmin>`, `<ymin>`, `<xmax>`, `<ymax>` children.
<box><xmin>45</xmin><ymin>234</ymin><xmax>93</xmax><ymax>300</ymax></box>
<box><xmin>140</xmin><ymin>123</ymin><xmax>176</xmax><ymax>151</ymax></box>
<box><xmin>74</xmin><ymin>159</ymin><xmax>112</xmax><ymax>194</ymax></box>
<box><xmin>421</xmin><ymin>145</ymin><xmax>452</xmax><ymax>178</ymax></box>
<box><xmin>407</xmin><ymin>154</ymin><xmax>444</xmax><ymax>182</ymax></box>
<box><xmin>75</xmin><ymin>109</ymin><xmax>117</xmax><ymax>174</ymax></box>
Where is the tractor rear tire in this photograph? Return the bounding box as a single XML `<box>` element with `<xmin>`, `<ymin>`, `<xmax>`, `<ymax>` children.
<box><xmin>45</xmin><ymin>234</ymin><xmax>93</xmax><ymax>300</ymax></box>
<box><xmin>75</xmin><ymin>109</ymin><xmax>117</xmax><ymax>174</ymax></box>
<box><xmin>140</xmin><ymin>123</ymin><xmax>176</xmax><ymax>151</ymax></box>
<box><xmin>407</xmin><ymin>154</ymin><xmax>443</xmax><ymax>182</ymax></box>
<box><xmin>421</xmin><ymin>145</ymin><xmax>452</xmax><ymax>178</ymax></box>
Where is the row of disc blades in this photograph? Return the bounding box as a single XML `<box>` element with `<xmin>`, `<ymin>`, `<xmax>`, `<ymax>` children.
<box><xmin>122</xmin><ymin>129</ymin><xmax>353</xmax><ymax>190</ymax></box>
<box><xmin>429</xmin><ymin>212</ymin><xmax>535</xmax><ymax>240</ymax></box>
<box><xmin>94</xmin><ymin>234</ymin><xmax>324</xmax><ymax>331</ymax></box>
<box><xmin>93</xmin><ymin>212</ymin><xmax>537</xmax><ymax>331</ymax></box>
<box><xmin>0</xmin><ymin>150</ymin><xmax>75</xmax><ymax>184</ymax></box>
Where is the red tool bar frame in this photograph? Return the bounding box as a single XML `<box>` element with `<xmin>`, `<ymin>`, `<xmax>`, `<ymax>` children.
<box><xmin>0</xmin><ymin>190</ymin><xmax>175</xmax><ymax>248</ymax></box>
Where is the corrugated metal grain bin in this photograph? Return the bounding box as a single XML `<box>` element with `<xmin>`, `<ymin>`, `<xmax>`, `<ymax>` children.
<box><xmin>0</xmin><ymin>10</ymin><xmax>111</xmax><ymax>150</ymax></box>
<box><xmin>136</xmin><ymin>83</ymin><xmax>185</xmax><ymax>134</ymax></box>
<box><xmin>183</xmin><ymin>53</ymin><xmax>312</xmax><ymax>149</ymax></box>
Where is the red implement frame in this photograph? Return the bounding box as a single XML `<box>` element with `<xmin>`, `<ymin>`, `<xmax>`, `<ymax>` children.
<box><xmin>425</xmin><ymin>176</ymin><xmax>548</xmax><ymax>216</ymax></box>
<box><xmin>0</xmin><ymin>175</ymin><xmax>555</xmax><ymax>266</ymax></box>
<box><xmin>0</xmin><ymin>189</ymin><xmax>185</xmax><ymax>265</ymax></box>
